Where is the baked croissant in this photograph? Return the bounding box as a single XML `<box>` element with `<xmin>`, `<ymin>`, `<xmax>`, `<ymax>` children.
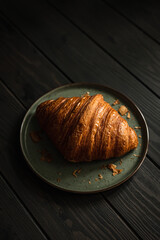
<box><xmin>36</xmin><ymin>94</ymin><xmax>138</xmax><ymax>162</ymax></box>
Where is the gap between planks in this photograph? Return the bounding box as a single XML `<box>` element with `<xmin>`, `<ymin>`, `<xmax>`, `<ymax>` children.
<box><xmin>0</xmin><ymin>81</ymin><xmax>159</xmax><ymax>239</ymax></box>
<box><xmin>103</xmin><ymin>0</ymin><xmax>160</xmax><ymax>49</ymax></box>
<box><xmin>0</xmin><ymin>171</ymin><xmax>51</xmax><ymax>240</ymax></box>
<box><xmin>0</xmin><ymin>14</ymin><xmax>159</xmax><ymax>170</ymax></box>
<box><xmin>1</xmin><ymin>76</ymin><xmax>160</xmax><ymax>172</ymax></box>
<box><xmin>0</xmin><ymin>11</ymin><xmax>74</xmax><ymax>85</ymax></box>
<box><xmin>101</xmin><ymin>193</ymin><xmax>143</xmax><ymax>240</ymax></box>
<box><xmin>46</xmin><ymin>0</ymin><xmax>160</xmax><ymax>99</ymax></box>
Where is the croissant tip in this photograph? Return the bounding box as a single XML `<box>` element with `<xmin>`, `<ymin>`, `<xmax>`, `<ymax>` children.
<box><xmin>36</xmin><ymin>94</ymin><xmax>139</xmax><ymax>162</ymax></box>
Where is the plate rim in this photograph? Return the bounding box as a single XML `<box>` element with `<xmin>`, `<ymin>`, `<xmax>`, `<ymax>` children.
<box><xmin>20</xmin><ymin>82</ymin><xmax>149</xmax><ymax>194</ymax></box>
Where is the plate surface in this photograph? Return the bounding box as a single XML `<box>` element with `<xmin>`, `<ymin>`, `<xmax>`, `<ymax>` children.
<box><xmin>20</xmin><ymin>83</ymin><xmax>149</xmax><ymax>193</ymax></box>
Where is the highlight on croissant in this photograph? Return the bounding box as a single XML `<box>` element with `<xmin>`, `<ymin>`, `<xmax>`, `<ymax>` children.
<box><xmin>36</xmin><ymin>94</ymin><xmax>138</xmax><ymax>162</ymax></box>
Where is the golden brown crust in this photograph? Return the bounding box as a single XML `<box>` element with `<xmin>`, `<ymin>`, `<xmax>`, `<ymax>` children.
<box><xmin>36</xmin><ymin>94</ymin><xmax>138</xmax><ymax>162</ymax></box>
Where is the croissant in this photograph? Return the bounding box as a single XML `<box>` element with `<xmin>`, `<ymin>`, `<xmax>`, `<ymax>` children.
<box><xmin>36</xmin><ymin>94</ymin><xmax>138</xmax><ymax>162</ymax></box>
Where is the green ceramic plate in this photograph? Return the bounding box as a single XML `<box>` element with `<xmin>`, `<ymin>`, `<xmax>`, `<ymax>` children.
<box><xmin>20</xmin><ymin>83</ymin><xmax>149</xmax><ymax>193</ymax></box>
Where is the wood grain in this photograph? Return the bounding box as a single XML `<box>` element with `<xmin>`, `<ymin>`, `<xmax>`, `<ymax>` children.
<box><xmin>0</xmin><ymin>16</ymin><xmax>69</xmax><ymax>108</ymax></box>
<box><xmin>103</xmin><ymin>158</ymin><xmax>160</xmax><ymax>240</ymax></box>
<box><xmin>0</xmin><ymin>175</ymin><xmax>48</xmax><ymax>240</ymax></box>
<box><xmin>51</xmin><ymin>0</ymin><xmax>160</xmax><ymax>97</ymax></box>
<box><xmin>0</xmin><ymin>5</ymin><xmax>159</xmax><ymax>164</ymax></box>
<box><xmin>0</xmin><ymin>81</ymin><xmax>138</xmax><ymax>240</ymax></box>
<box><xmin>106</xmin><ymin>0</ymin><xmax>160</xmax><ymax>44</ymax></box>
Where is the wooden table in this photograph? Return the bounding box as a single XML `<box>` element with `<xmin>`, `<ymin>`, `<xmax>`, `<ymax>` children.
<box><xmin>1</xmin><ymin>0</ymin><xmax>160</xmax><ymax>239</ymax></box>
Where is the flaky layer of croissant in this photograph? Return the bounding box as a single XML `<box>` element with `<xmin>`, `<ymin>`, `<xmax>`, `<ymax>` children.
<box><xmin>36</xmin><ymin>94</ymin><xmax>138</xmax><ymax>162</ymax></box>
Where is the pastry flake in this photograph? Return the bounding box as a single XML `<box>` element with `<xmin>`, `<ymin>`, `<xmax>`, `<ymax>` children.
<box><xmin>107</xmin><ymin>164</ymin><xmax>123</xmax><ymax>176</ymax></box>
<box><xmin>113</xmin><ymin>99</ymin><xmax>120</xmax><ymax>106</ymax></box>
<box><xmin>30</xmin><ymin>131</ymin><xmax>41</xmax><ymax>142</ymax></box>
<box><xmin>118</xmin><ymin>105</ymin><xmax>128</xmax><ymax>116</ymax></box>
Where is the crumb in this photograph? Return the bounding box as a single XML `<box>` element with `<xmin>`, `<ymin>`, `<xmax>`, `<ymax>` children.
<box><xmin>113</xmin><ymin>99</ymin><xmax>120</xmax><ymax>106</ymax></box>
<box><xmin>118</xmin><ymin>105</ymin><xmax>128</xmax><ymax>116</ymax></box>
<box><xmin>30</xmin><ymin>131</ymin><xmax>41</xmax><ymax>142</ymax></box>
<box><xmin>120</xmin><ymin>159</ymin><xmax>123</xmax><ymax>165</ymax></box>
<box><xmin>40</xmin><ymin>149</ymin><xmax>53</xmax><ymax>162</ymax></box>
<box><xmin>98</xmin><ymin>174</ymin><xmax>103</xmax><ymax>179</ymax></box>
<box><xmin>57</xmin><ymin>178</ymin><xmax>61</xmax><ymax>183</ymax></box>
<box><xmin>127</xmin><ymin>112</ymin><xmax>131</xmax><ymax>119</ymax></box>
<box><xmin>138</xmin><ymin>135</ymin><xmax>142</xmax><ymax>138</ymax></box>
<box><xmin>72</xmin><ymin>170</ymin><xmax>77</xmax><ymax>177</ymax></box>
<box><xmin>108</xmin><ymin>164</ymin><xmax>117</xmax><ymax>170</ymax></box>
<box><xmin>72</xmin><ymin>169</ymin><xmax>81</xmax><ymax>177</ymax></box>
<box><xmin>133</xmin><ymin>154</ymin><xmax>140</xmax><ymax>157</ymax></box>
<box><xmin>77</xmin><ymin>168</ymin><xmax>81</xmax><ymax>174</ymax></box>
<box><xmin>108</xmin><ymin>164</ymin><xmax>123</xmax><ymax>176</ymax></box>
<box><xmin>101</xmin><ymin>164</ymin><xmax>107</xmax><ymax>170</ymax></box>
<box><xmin>134</xmin><ymin>126</ymin><xmax>141</xmax><ymax>129</ymax></box>
<box><xmin>117</xmin><ymin>169</ymin><xmax>123</xmax><ymax>174</ymax></box>
<box><xmin>81</xmin><ymin>92</ymin><xmax>90</xmax><ymax>97</ymax></box>
<box><xmin>95</xmin><ymin>178</ymin><xmax>98</xmax><ymax>181</ymax></box>
<box><xmin>88</xmin><ymin>181</ymin><xmax>91</xmax><ymax>184</ymax></box>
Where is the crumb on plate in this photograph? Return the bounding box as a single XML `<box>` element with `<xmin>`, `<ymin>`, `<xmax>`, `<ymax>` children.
<box><xmin>133</xmin><ymin>154</ymin><xmax>140</xmax><ymax>157</ymax></box>
<box><xmin>57</xmin><ymin>178</ymin><xmax>61</xmax><ymax>183</ymax></box>
<box><xmin>101</xmin><ymin>164</ymin><xmax>107</xmax><ymax>170</ymax></box>
<box><xmin>72</xmin><ymin>169</ymin><xmax>81</xmax><ymax>177</ymax></box>
<box><xmin>134</xmin><ymin>126</ymin><xmax>141</xmax><ymax>129</ymax></box>
<box><xmin>40</xmin><ymin>149</ymin><xmax>53</xmax><ymax>162</ymax></box>
<box><xmin>113</xmin><ymin>99</ymin><xmax>120</xmax><ymax>106</ymax></box>
<box><xmin>81</xmin><ymin>92</ymin><xmax>90</xmax><ymax>97</ymax></box>
<box><xmin>30</xmin><ymin>131</ymin><xmax>41</xmax><ymax>142</ymax></box>
<box><xmin>118</xmin><ymin>105</ymin><xmax>128</xmax><ymax>116</ymax></box>
<box><xmin>127</xmin><ymin>112</ymin><xmax>131</xmax><ymax>119</ymax></box>
<box><xmin>98</xmin><ymin>174</ymin><xmax>103</xmax><ymax>179</ymax></box>
<box><xmin>107</xmin><ymin>164</ymin><xmax>123</xmax><ymax>176</ymax></box>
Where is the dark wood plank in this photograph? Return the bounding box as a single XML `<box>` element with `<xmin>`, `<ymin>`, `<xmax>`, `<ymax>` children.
<box><xmin>0</xmin><ymin>15</ymin><xmax>69</xmax><ymax>108</ymax></box>
<box><xmin>105</xmin><ymin>0</ymin><xmax>160</xmax><ymax>44</ymax></box>
<box><xmin>0</xmin><ymin>82</ymin><xmax>138</xmax><ymax>240</ymax></box>
<box><xmin>103</xmin><ymin>159</ymin><xmax>160</xmax><ymax>240</ymax></box>
<box><xmin>50</xmin><ymin>0</ymin><xmax>160</xmax><ymax>97</ymax></box>
<box><xmin>0</xmin><ymin>3</ymin><xmax>159</xmax><ymax>164</ymax></box>
<box><xmin>0</xmin><ymin>175</ymin><xmax>48</xmax><ymax>240</ymax></box>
